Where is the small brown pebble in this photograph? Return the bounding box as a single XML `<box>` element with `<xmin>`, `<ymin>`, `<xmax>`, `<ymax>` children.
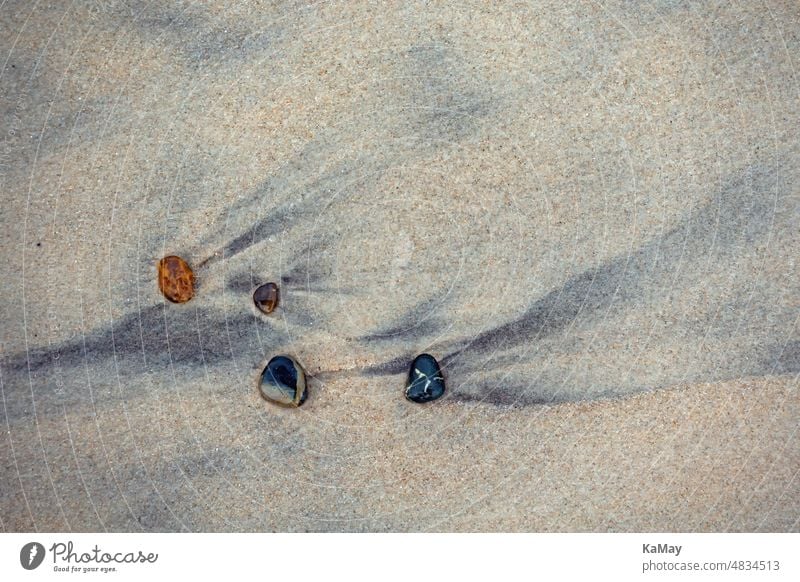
<box><xmin>157</xmin><ymin>255</ymin><xmax>194</xmax><ymax>303</ymax></box>
<box><xmin>253</xmin><ymin>282</ymin><xmax>279</xmax><ymax>314</ymax></box>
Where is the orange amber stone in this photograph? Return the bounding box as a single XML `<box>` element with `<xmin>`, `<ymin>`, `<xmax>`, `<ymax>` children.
<box><xmin>157</xmin><ymin>255</ymin><xmax>195</xmax><ymax>303</ymax></box>
<box><xmin>253</xmin><ymin>282</ymin><xmax>279</xmax><ymax>314</ymax></box>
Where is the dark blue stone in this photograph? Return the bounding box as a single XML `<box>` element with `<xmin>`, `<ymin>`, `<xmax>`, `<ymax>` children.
<box><xmin>405</xmin><ymin>353</ymin><xmax>445</xmax><ymax>403</ymax></box>
<box><xmin>259</xmin><ymin>355</ymin><xmax>307</xmax><ymax>407</ymax></box>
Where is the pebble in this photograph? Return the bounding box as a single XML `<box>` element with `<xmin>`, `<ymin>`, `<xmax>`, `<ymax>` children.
<box><xmin>253</xmin><ymin>282</ymin><xmax>279</xmax><ymax>314</ymax></box>
<box><xmin>259</xmin><ymin>355</ymin><xmax>307</xmax><ymax>407</ymax></box>
<box><xmin>405</xmin><ymin>353</ymin><xmax>445</xmax><ymax>403</ymax></box>
<box><xmin>157</xmin><ymin>255</ymin><xmax>194</xmax><ymax>303</ymax></box>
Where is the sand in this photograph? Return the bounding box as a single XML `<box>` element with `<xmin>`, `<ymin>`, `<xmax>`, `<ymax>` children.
<box><xmin>1</xmin><ymin>0</ymin><xmax>798</xmax><ymax>531</ymax></box>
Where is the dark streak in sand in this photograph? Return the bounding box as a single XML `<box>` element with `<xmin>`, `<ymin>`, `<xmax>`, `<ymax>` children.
<box><xmin>2</xmin><ymin>153</ymin><xmax>791</xmax><ymax>410</ymax></box>
<box><xmin>363</xmin><ymin>160</ymin><xmax>790</xmax><ymax>405</ymax></box>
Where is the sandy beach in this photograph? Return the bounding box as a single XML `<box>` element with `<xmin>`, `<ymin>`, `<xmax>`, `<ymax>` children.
<box><xmin>1</xmin><ymin>0</ymin><xmax>798</xmax><ymax>531</ymax></box>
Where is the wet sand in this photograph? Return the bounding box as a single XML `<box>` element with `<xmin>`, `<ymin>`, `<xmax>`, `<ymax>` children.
<box><xmin>1</xmin><ymin>1</ymin><xmax>798</xmax><ymax>531</ymax></box>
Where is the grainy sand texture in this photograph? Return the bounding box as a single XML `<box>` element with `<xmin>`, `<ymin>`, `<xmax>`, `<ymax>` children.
<box><xmin>1</xmin><ymin>0</ymin><xmax>798</xmax><ymax>531</ymax></box>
